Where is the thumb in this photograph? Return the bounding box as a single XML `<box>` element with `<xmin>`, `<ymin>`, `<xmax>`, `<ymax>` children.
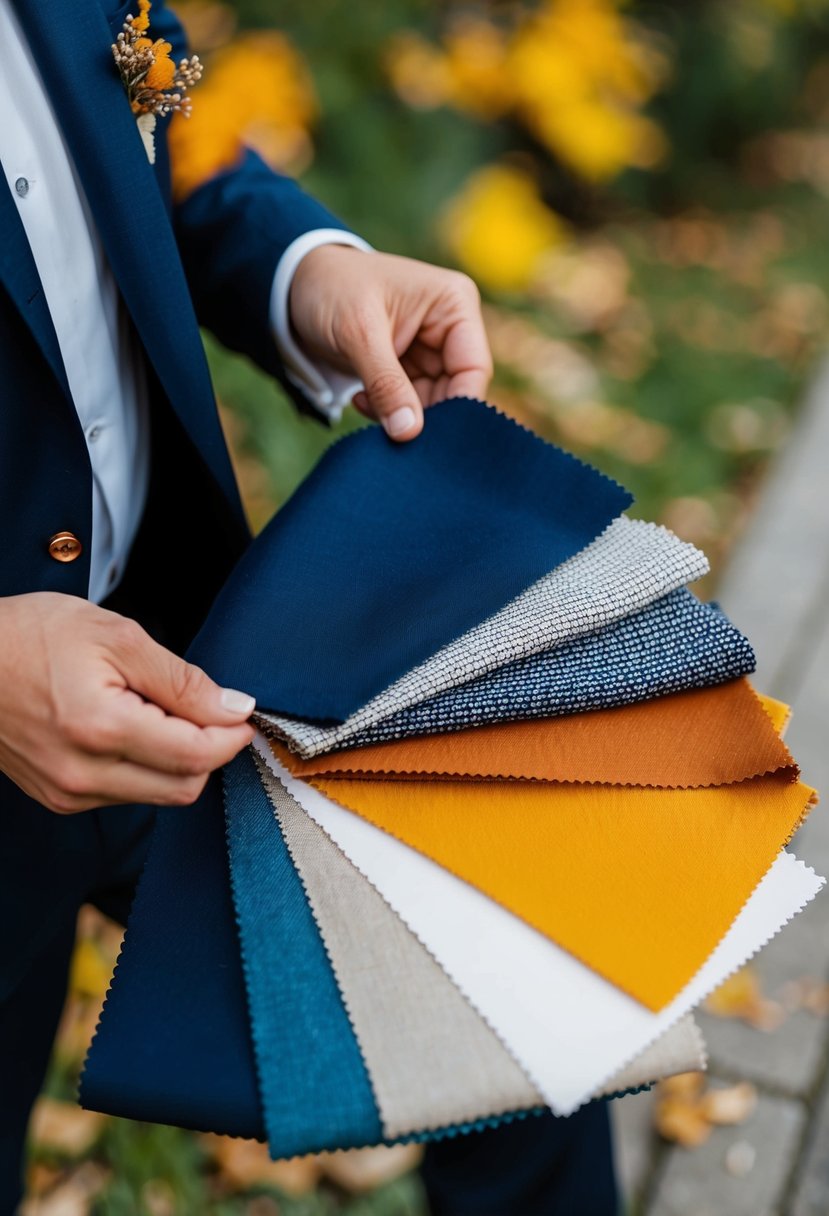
<box><xmin>349</xmin><ymin>323</ymin><xmax>424</xmax><ymax>441</ymax></box>
<box><xmin>115</xmin><ymin>624</ymin><xmax>256</xmax><ymax>726</ymax></box>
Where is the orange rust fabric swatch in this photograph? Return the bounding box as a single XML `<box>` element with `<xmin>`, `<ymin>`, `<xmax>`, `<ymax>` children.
<box><xmin>276</xmin><ymin>682</ymin><xmax>796</xmax><ymax>789</ymax></box>
<box><xmin>310</xmin><ymin>771</ymin><xmax>816</xmax><ymax>1012</ymax></box>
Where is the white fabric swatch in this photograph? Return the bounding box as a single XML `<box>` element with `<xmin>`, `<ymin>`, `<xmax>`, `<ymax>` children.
<box><xmin>256</xmin><ymin>741</ymin><xmax>823</xmax><ymax>1116</ymax></box>
<box><xmin>259</xmin><ymin>517</ymin><xmax>708</xmax><ymax>758</ymax></box>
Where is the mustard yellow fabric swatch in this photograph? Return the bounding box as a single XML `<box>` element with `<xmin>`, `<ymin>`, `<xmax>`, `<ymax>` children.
<box><xmin>280</xmin><ymin>681</ymin><xmax>794</xmax><ymax>789</ymax></box>
<box><xmin>759</xmin><ymin>694</ymin><xmax>791</xmax><ymax>736</ymax></box>
<box><xmin>310</xmin><ymin>772</ymin><xmax>816</xmax><ymax>1012</ymax></box>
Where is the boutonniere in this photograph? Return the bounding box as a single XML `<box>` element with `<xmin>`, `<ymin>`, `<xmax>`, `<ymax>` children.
<box><xmin>112</xmin><ymin>0</ymin><xmax>203</xmax><ymax>164</ymax></box>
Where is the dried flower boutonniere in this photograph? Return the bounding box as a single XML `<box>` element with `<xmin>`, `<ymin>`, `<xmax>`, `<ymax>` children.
<box><xmin>112</xmin><ymin>0</ymin><xmax>203</xmax><ymax>164</ymax></box>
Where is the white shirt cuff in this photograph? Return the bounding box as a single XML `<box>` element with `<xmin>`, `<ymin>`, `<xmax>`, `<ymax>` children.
<box><xmin>270</xmin><ymin>228</ymin><xmax>373</xmax><ymax>422</ymax></box>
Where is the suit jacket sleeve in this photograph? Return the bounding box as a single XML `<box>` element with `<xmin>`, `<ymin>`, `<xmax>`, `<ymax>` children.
<box><xmin>148</xmin><ymin>2</ymin><xmax>356</xmax><ymax>413</ymax></box>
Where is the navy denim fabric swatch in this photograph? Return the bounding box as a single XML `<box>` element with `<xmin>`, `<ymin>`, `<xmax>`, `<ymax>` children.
<box><xmin>188</xmin><ymin>398</ymin><xmax>631</xmax><ymax>723</ymax></box>
<box><xmin>79</xmin><ymin>774</ymin><xmax>266</xmax><ymax>1140</ymax></box>
<box><xmin>223</xmin><ymin>750</ymin><xmax>382</xmax><ymax>1156</ymax></box>
<box><xmin>344</xmin><ymin>591</ymin><xmax>756</xmax><ymax>746</ymax></box>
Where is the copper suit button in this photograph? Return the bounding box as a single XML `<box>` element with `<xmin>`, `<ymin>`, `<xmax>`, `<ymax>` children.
<box><xmin>48</xmin><ymin>532</ymin><xmax>83</xmax><ymax>562</ymax></box>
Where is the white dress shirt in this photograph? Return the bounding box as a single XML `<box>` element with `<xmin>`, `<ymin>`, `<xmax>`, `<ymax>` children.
<box><xmin>0</xmin><ymin>0</ymin><xmax>369</xmax><ymax>603</ymax></box>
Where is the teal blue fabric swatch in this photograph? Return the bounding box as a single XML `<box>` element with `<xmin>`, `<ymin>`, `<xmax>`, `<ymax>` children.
<box><xmin>223</xmin><ymin>749</ymin><xmax>383</xmax><ymax>1155</ymax></box>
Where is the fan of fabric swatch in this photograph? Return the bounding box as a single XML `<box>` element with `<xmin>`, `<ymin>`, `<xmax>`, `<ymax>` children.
<box><xmin>80</xmin><ymin>751</ymin><xmax>712</xmax><ymax>1151</ymax></box>
<box><xmin>80</xmin><ymin>397</ymin><xmax>824</xmax><ymax>1162</ymax></box>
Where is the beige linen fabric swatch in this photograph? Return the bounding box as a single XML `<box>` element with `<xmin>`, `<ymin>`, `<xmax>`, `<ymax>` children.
<box><xmin>261</xmin><ymin>765</ymin><xmax>706</xmax><ymax>1137</ymax></box>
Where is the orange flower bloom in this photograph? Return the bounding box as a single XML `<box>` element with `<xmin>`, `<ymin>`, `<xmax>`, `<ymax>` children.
<box><xmin>145</xmin><ymin>40</ymin><xmax>175</xmax><ymax>90</ymax></box>
<box><xmin>131</xmin><ymin>0</ymin><xmax>151</xmax><ymax>33</ymax></box>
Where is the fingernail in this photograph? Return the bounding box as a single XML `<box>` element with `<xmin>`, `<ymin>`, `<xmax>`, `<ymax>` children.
<box><xmin>385</xmin><ymin>406</ymin><xmax>417</xmax><ymax>438</ymax></box>
<box><xmin>221</xmin><ymin>688</ymin><xmax>256</xmax><ymax>716</ymax></box>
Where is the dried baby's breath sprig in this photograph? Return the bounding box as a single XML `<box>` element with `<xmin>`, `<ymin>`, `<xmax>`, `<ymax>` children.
<box><xmin>112</xmin><ymin>0</ymin><xmax>204</xmax><ymax>161</ymax></box>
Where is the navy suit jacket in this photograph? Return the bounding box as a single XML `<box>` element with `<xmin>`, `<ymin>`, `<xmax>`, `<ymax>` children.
<box><xmin>0</xmin><ymin>0</ymin><xmax>352</xmax><ymax>999</ymax></box>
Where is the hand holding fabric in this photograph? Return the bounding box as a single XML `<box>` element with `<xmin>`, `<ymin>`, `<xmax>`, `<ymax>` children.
<box><xmin>288</xmin><ymin>247</ymin><xmax>493</xmax><ymax>440</ymax></box>
<box><xmin>0</xmin><ymin>593</ymin><xmax>255</xmax><ymax>813</ymax></box>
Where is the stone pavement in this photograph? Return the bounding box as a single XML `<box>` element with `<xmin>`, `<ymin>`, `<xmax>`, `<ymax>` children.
<box><xmin>613</xmin><ymin>359</ymin><xmax>829</xmax><ymax>1216</ymax></box>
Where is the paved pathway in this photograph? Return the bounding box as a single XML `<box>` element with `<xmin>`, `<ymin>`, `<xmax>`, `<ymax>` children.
<box><xmin>613</xmin><ymin>359</ymin><xmax>829</xmax><ymax>1216</ymax></box>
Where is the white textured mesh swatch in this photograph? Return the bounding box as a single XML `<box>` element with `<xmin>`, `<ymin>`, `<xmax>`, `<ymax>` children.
<box><xmin>259</xmin><ymin>517</ymin><xmax>708</xmax><ymax>758</ymax></box>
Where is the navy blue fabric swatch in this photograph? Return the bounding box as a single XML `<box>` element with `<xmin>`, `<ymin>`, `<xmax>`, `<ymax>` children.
<box><xmin>345</xmin><ymin>590</ymin><xmax>756</xmax><ymax>746</ymax></box>
<box><xmin>188</xmin><ymin>398</ymin><xmax>630</xmax><ymax>722</ymax></box>
<box><xmin>223</xmin><ymin>750</ymin><xmax>382</xmax><ymax>1156</ymax></box>
<box><xmin>79</xmin><ymin>775</ymin><xmax>265</xmax><ymax>1140</ymax></box>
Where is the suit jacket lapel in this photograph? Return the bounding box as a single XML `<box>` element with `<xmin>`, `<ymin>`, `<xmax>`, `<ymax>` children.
<box><xmin>0</xmin><ymin>179</ymin><xmax>72</xmax><ymax>399</ymax></box>
<box><xmin>10</xmin><ymin>0</ymin><xmax>244</xmax><ymax>519</ymax></box>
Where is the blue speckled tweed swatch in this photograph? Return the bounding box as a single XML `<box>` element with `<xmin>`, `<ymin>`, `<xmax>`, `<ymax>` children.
<box><xmin>343</xmin><ymin>591</ymin><xmax>755</xmax><ymax>747</ymax></box>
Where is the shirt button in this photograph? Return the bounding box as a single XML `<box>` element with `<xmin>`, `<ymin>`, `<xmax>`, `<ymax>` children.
<box><xmin>48</xmin><ymin>532</ymin><xmax>83</xmax><ymax>563</ymax></box>
<box><xmin>14</xmin><ymin>177</ymin><xmax>29</xmax><ymax>198</ymax></box>
<box><xmin>87</xmin><ymin>423</ymin><xmax>104</xmax><ymax>443</ymax></box>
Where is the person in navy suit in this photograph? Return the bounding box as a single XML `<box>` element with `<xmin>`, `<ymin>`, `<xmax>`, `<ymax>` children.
<box><xmin>0</xmin><ymin>0</ymin><xmax>618</xmax><ymax>1210</ymax></box>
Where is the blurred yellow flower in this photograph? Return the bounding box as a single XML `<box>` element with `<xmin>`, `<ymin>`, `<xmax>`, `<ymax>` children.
<box><xmin>533</xmin><ymin>99</ymin><xmax>667</xmax><ymax>181</ymax></box>
<box><xmin>386</xmin><ymin>21</ymin><xmax>510</xmax><ymax>117</ymax></box>
<box><xmin>442</xmin><ymin>18</ymin><xmax>512</xmax><ymax>119</ymax></box>
<box><xmin>384</xmin><ymin>32</ymin><xmax>453</xmax><ymax>110</ymax></box>
<box><xmin>169</xmin><ymin>31</ymin><xmax>317</xmax><ymax>202</ymax></box>
<box><xmin>508</xmin><ymin>0</ymin><xmax>667</xmax><ymax>180</ymax></box>
<box><xmin>172</xmin><ymin>0</ymin><xmax>238</xmax><ymax>53</ymax></box>
<box><xmin>441</xmin><ymin>164</ymin><xmax>566</xmax><ymax>293</ymax></box>
<box><xmin>388</xmin><ymin>0</ymin><xmax>668</xmax><ymax>184</ymax></box>
<box><xmin>69</xmin><ymin>937</ymin><xmax>112</xmax><ymax>1000</ymax></box>
<box><xmin>519</xmin><ymin>0</ymin><xmax>657</xmax><ymax>103</ymax></box>
<box><xmin>169</xmin><ymin>91</ymin><xmax>241</xmax><ymax>199</ymax></box>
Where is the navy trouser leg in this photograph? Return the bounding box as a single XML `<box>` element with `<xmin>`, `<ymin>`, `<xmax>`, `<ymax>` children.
<box><xmin>0</xmin><ymin>919</ymin><xmax>77</xmax><ymax>1216</ymax></box>
<box><xmin>420</xmin><ymin>1102</ymin><xmax>618</xmax><ymax>1216</ymax></box>
<box><xmin>0</xmin><ymin>803</ymin><xmax>154</xmax><ymax>1215</ymax></box>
